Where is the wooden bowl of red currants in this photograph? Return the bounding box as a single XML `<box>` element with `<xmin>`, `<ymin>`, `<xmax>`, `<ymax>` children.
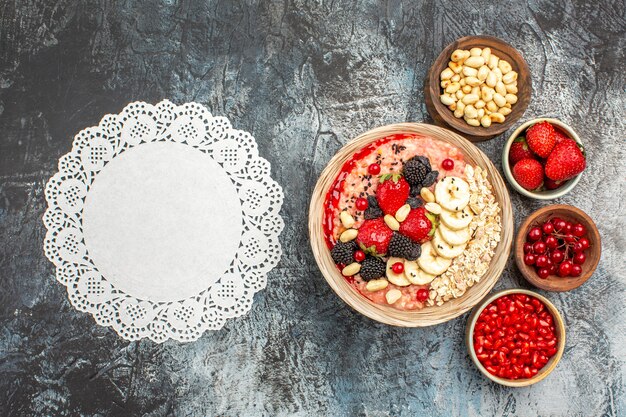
<box><xmin>515</xmin><ymin>205</ymin><xmax>601</xmax><ymax>292</ymax></box>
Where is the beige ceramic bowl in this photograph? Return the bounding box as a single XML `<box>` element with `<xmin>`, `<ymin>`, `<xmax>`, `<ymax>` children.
<box><xmin>465</xmin><ymin>288</ymin><xmax>566</xmax><ymax>387</ymax></box>
<box><xmin>502</xmin><ymin>118</ymin><xmax>583</xmax><ymax>200</ymax></box>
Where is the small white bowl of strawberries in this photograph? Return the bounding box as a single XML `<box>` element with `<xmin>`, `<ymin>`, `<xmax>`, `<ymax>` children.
<box><xmin>502</xmin><ymin>118</ymin><xmax>586</xmax><ymax>199</ymax></box>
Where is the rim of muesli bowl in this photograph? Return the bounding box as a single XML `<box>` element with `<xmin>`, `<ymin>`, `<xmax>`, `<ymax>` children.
<box><xmin>308</xmin><ymin>123</ymin><xmax>513</xmax><ymax>327</ymax></box>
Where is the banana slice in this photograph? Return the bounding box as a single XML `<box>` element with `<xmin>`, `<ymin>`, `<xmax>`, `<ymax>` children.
<box><xmin>438</xmin><ymin>223</ymin><xmax>471</xmax><ymax>245</ymax></box>
<box><xmin>435</xmin><ymin>176</ymin><xmax>470</xmax><ymax>212</ymax></box>
<box><xmin>417</xmin><ymin>241</ymin><xmax>452</xmax><ymax>276</ymax></box>
<box><xmin>404</xmin><ymin>260</ymin><xmax>437</xmax><ymax>285</ymax></box>
<box><xmin>432</xmin><ymin>229</ymin><xmax>467</xmax><ymax>259</ymax></box>
<box><xmin>386</xmin><ymin>257</ymin><xmax>411</xmax><ymax>287</ymax></box>
<box><xmin>440</xmin><ymin>206</ymin><xmax>473</xmax><ymax>230</ymax></box>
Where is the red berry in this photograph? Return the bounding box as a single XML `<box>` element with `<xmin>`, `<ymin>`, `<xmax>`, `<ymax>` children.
<box><xmin>551</xmin><ymin>219</ymin><xmax>565</xmax><ymax>231</ymax></box>
<box><xmin>564</xmin><ymin>222</ymin><xmax>573</xmax><ymax>233</ymax></box>
<box><xmin>573</xmin><ymin>223</ymin><xmax>586</xmax><ymax>237</ymax></box>
<box><xmin>355</xmin><ymin>197</ymin><xmax>368</xmax><ymax>211</ymax></box>
<box><xmin>527</xmin><ymin>227</ymin><xmax>542</xmax><ymax>241</ymax></box>
<box><xmin>542</xmin><ymin>222</ymin><xmax>554</xmax><ymax>234</ymax></box>
<box><xmin>524</xmin><ymin>253</ymin><xmax>536</xmax><ymax>265</ymax></box>
<box><xmin>535</xmin><ymin>255</ymin><xmax>549</xmax><ymax>268</ymax></box>
<box><xmin>558</xmin><ymin>261</ymin><xmax>573</xmax><ymax>277</ymax></box>
<box><xmin>537</xmin><ymin>268</ymin><xmax>550</xmax><ymax>279</ymax></box>
<box><xmin>392</xmin><ymin>262</ymin><xmax>404</xmax><ymax>274</ymax></box>
<box><xmin>564</xmin><ymin>233</ymin><xmax>576</xmax><ymax>243</ymax></box>
<box><xmin>533</xmin><ymin>241</ymin><xmax>547</xmax><ymax>254</ymax></box>
<box><xmin>573</xmin><ymin>242</ymin><xmax>584</xmax><ymax>253</ymax></box>
<box><xmin>523</xmin><ymin>242</ymin><xmax>533</xmax><ymax>254</ymax></box>
<box><xmin>526</xmin><ymin>121</ymin><xmax>556</xmax><ymax>158</ymax></box>
<box><xmin>549</xmin><ymin>263</ymin><xmax>557</xmax><ymax>274</ymax></box>
<box><xmin>550</xmin><ymin>250</ymin><xmax>564</xmax><ymax>264</ymax></box>
<box><xmin>573</xmin><ymin>252</ymin><xmax>586</xmax><ymax>265</ymax></box>
<box><xmin>544</xmin><ymin>235</ymin><xmax>558</xmax><ymax>249</ymax></box>
<box><xmin>354</xmin><ymin>250</ymin><xmax>366</xmax><ymax>262</ymax></box>
<box><xmin>417</xmin><ymin>288</ymin><xmax>429</xmax><ymax>301</ymax></box>
<box><xmin>545</xmin><ymin>139</ymin><xmax>586</xmax><ymax>181</ymax></box>
<box><xmin>368</xmin><ymin>163</ymin><xmax>381</xmax><ymax>175</ymax></box>
<box><xmin>441</xmin><ymin>158</ymin><xmax>454</xmax><ymax>170</ymax></box>
<box><xmin>579</xmin><ymin>237</ymin><xmax>590</xmax><ymax>250</ymax></box>
<box><xmin>512</xmin><ymin>159</ymin><xmax>544</xmax><ymax>190</ymax></box>
<box><xmin>509</xmin><ymin>136</ymin><xmax>536</xmax><ymax>166</ymax></box>
<box><xmin>570</xmin><ymin>264</ymin><xmax>582</xmax><ymax>277</ymax></box>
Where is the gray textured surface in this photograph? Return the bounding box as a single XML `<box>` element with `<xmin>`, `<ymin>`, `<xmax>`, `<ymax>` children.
<box><xmin>1</xmin><ymin>0</ymin><xmax>625</xmax><ymax>416</ymax></box>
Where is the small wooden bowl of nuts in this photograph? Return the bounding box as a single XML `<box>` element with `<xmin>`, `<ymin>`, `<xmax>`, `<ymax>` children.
<box><xmin>425</xmin><ymin>35</ymin><xmax>532</xmax><ymax>142</ymax></box>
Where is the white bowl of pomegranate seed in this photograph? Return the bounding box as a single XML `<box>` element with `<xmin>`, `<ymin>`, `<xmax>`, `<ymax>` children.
<box><xmin>465</xmin><ymin>289</ymin><xmax>566</xmax><ymax>387</ymax></box>
<box><xmin>502</xmin><ymin>118</ymin><xmax>586</xmax><ymax>200</ymax></box>
<box><xmin>515</xmin><ymin>205</ymin><xmax>601</xmax><ymax>292</ymax></box>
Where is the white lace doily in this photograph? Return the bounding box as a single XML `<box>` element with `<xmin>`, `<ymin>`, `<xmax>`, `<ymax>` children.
<box><xmin>43</xmin><ymin>100</ymin><xmax>284</xmax><ymax>342</ymax></box>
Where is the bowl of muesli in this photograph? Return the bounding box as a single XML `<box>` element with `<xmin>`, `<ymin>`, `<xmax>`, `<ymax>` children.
<box><xmin>309</xmin><ymin>123</ymin><xmax>514</xmax><ymax>326</ymax></box>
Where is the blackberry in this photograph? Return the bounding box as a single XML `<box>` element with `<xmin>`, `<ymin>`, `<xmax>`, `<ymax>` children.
<box><xmin>364</xmin><ymin>206</ymin><xmax>384</xmax><ymax>220</ymax></box>
<box><xmin>406</xmin><ymin>197</ymin><xmax>423</xmax><ymax>209</ymax></box>
<box><xmin>330</xmin><ymin>241</ymin><xmax>357</xmax><ymax>265</ymax></box>
<box><xmin>388</xmin><ymin>233</ymin><xmax>422</xmax><ymax>261</ymax></box>
<box><xmin>360</xmin><ymin>256</ymin><xmax>386</xmax><ymax>280</ymax></box>
<box><xmin>422</xmin><ymin>170</ymin><xmax>439</xmax><ymax>187</ymax></box>
<box><xmin>403</xmin><ymin>159</ymin><xmax>429</xmax><ymax>186</ymax></box>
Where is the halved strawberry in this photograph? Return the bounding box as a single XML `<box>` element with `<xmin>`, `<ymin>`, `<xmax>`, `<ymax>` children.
<box><xmin>376</xmin><ymin>174</ymin><xmax>410</xmax><ymax>215</ymax></box>
<box><xmin>399</xmin><ymin>207</ymin><xmax>436</xmax><ymax>243</ymax></box>
<box><xmin>356</xmin><ymin>218</ymin><xmax>393</xmax><ymax>255</ymax></box>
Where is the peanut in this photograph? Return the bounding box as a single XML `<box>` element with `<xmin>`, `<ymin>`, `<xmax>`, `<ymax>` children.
<box><xmin>464</xmin><ymin>104</ymin><xmax>478</xmax><ymax>119</ymax></box>
<box><xmin>384</xmin><ymin>214</ymin><xmax>400</xmax><ymax>231</ymax></box>
<box><xmin>498</xmin><ymin>60</ymin><xmax>512</xmax><ymax>74</ymax></box>
<box><xmin>440</xmin><ymin>67</ymin><xmax>454</xmax><ymax>80</ymax></box>
<box><xmin>490</xmin><ymin>112</ymin><xmax>505</xmax><ymax>123</ymax></box>
<box><xmin>445</xmin><ymin>82</ymin><xmax>461</xmax><ymax>94</ymax></box>
<box><xmin>462</xmin><ymin>66</ymin><xmax>478</xmax><ymax>77</ymax></box>
<box><xmin>385</xmin><ymin>289</ymin><xmax>402</xmax><ymax>305</ymax></box>
<box><xmin>502</xmin><ymin>71</ymin><xmax>518</xmax><ymax>85</ymax></box>
<box><xmin>493</xmin><ymin>93</ymin><xmax>507</xmax><ymax>108</ymax></box>
<box><xmin>505</xmin><ymin>93</ymin><xmax>518</xmax><ymax>104</ymax></box>
<box><xmin>464</xmin><ymin>56</ymin><xmax>485</xmax><ymax>68</ymax></box>
<box><xmin>440</xmin><ymin>94</ymin><xmax>456</xmax><ymax>106</ymax></box>
<box><xmin>340</xmin><ymin>228</ymin><xmax>358</xmax><ymax>243</ymax></box>
<box><xmin>465</xmin><ymin>117</ymin><xmax>480</xmax><ymax>127</ymax></box>
<box><xmin>461</xmin><ymin>94</ymin><xmax>479</xmax><ymax>105</ymax></box>
<box><xmin>480</xmin><ymin>115</ymin><xmax>492</xmax><ymax>127</ymax></box>
<box><xmin>395</xmin><ymin>204</ymin><xmax>411</xmax><ymax>222</ymax></box>
<box><xmin>366</xmin><ymin>279</ymin><xmax>388</xmax><ymax>292</ymax></box>
<box><xmin>451</xmin><ymin>49</ymin><xmax>469</xmax><ymax>62</ymax></box>
<box><xmin>425</xmin><ymin>202</ymin><xmax>442</xmax><ymax>215</ymax></box>
<box><xmin>470</xmin><ymin>47</ymin><xmax>483</xmax><ymax>56</ymax></box>
<box><xmin>420</xmin><ymin>187</ymin><xmax>435</xmax><ymax>203</ymax></box>
<box><xmin>340</xmin><ymin>211</ymin><xmax>355</xmax><ymax>228</ymax></box>
<box><xmin>342</xmin><ymin>262</ymin><xmax>361</xmax><ymax>276</ymax></box>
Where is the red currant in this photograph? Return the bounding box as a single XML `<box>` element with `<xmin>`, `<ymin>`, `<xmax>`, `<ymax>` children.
<box><xmin>570</xmin><ymin>264</ymin><xmax>582</xmax><ymax>277</ymax></box>
<box><xmin>564</xmin><ymin>233</ymin><xmax>576</xmax><ymax>243</ymax></box>
<box><xmin>523</xmin><ymin>242</ymin><xmax>533</xmax><ymax>253</ymax></box>
<box><xmin>549</xmin><ymin>264</ymin><xmax>557</xmax><ymax>274</ymax></box>
<box><xmin>535</xmin><ymin>255</ymin><xmax>549</xmax><ymax>268</ymax></box>
<box><xmin>544</xmin><ymin>235</ymin><xmax>558</xmax><ymax>249</ymax></box>
<box><xmin>392</xmin><ymin>262</ymin><xmax>404</xmax><ymax>274</ymax></box>
<box><xmin>573</xmin><ymin>242</ymin><xmax>584</xmax><ymax>253</ymax></box>
<box><xmin>550</xmin><ymin>250</ymin><xmax>564</xmax><ymax>264</ymax></box>
<box><xmin>417</xmin><ymin>288</ymin><xmax>429</xmax><ymax>301</ymax></box>
<box><xmin>355</xmin><ymin>197</ymin><xmax>368</xmax><ymax>211</ymax></box>
<box><xmin>558</xmin><ymin>261</ymin><xmax>573</xmax><ymax>277</ymax></box>
<box><xmin>537</xmin><ymin>268</ymin><xmax>550</xmax><ymax>279</ymax></box>
<box><xmin>533</xmin><ymin>241</ymin><xmax>547</xmax><ymax>254</ymax></box>
<box><xmin>441</xmin><ymin>158</ymin><xmax>454</xmax><ymax>170</ymax></box>
<box><xmin>573</xmin><ymin>252</ymin><xmax>586</xmax><ymax>265</ymax></box>
<box><xmin>579</xmin><ymin>237</ymin><xmax>590</xmax><ymax>250</ymax></box>
<box><xmin>524</xmin><ymin>253</ymin><xmax>536</xmax><ymax>265</ymax></box>
<box><xmin>564</xmin><ymin>222</ymin><xmax>573</xmax><ymax>233</ymax></box>
<box><xmin>542</xmin><ymin>222</ymin><xmax>554</xmax><ymax>234</ymax></box>
<box><xmin>553</xmin><ymin>219</ymin><xmax>567</xmax><ymax>232</ymax></box>
<box><xmin>354</xmin><ymin>250</ymin><xmax>366</xmax><ymax>262</ymax></box>
<box><xmin>368</xmin><ymin>163</ymin><xmax>381</xmax><ymax>175</ymax></box>
<box><xmin>572</xmin><ymin>223</ymin><xmax>586</xmax><ymax>237</ymax></box>
<box><xmin>528</xmin><ymin>227</ymin><xmax>542</xmax><ymax>242</ymax></box>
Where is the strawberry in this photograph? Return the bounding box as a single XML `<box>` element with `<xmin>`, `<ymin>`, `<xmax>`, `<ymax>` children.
<box><xmin>508</xmin><ymin>136</ymin><xmax>535</xmax><ymax>166</ymax></box>
<box><xmin>553</xmin><ymin>128</ymin><xmax>571</xmax><ymax>144</ymax></box>
<box><xmin>526</xmin><ymin>121</ymin><xmax>556</xmax><ymax>158</ymax></box>
<box><xmin>512</xmin><ymin>158</ymin><xmax>544</xmax><ymax>190</ymax></box>
<box><xmin>399</xmin><ymin>207</ymin><xmax>435</xmax><ymax>243</ymax></box>
<box><xmin>356</xmin><ymin>218</ymin><xmax>393</xmax><ymax>255</ymax></box>
<box><xmin>545</xmin><ymin>140</ymin><xmax>586</xmax><ymax>181</ymax></box>
<box><xmin>376</xmin><ymin>174</ymin><xmax>410</xmax><ymax>215</ymax></box>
